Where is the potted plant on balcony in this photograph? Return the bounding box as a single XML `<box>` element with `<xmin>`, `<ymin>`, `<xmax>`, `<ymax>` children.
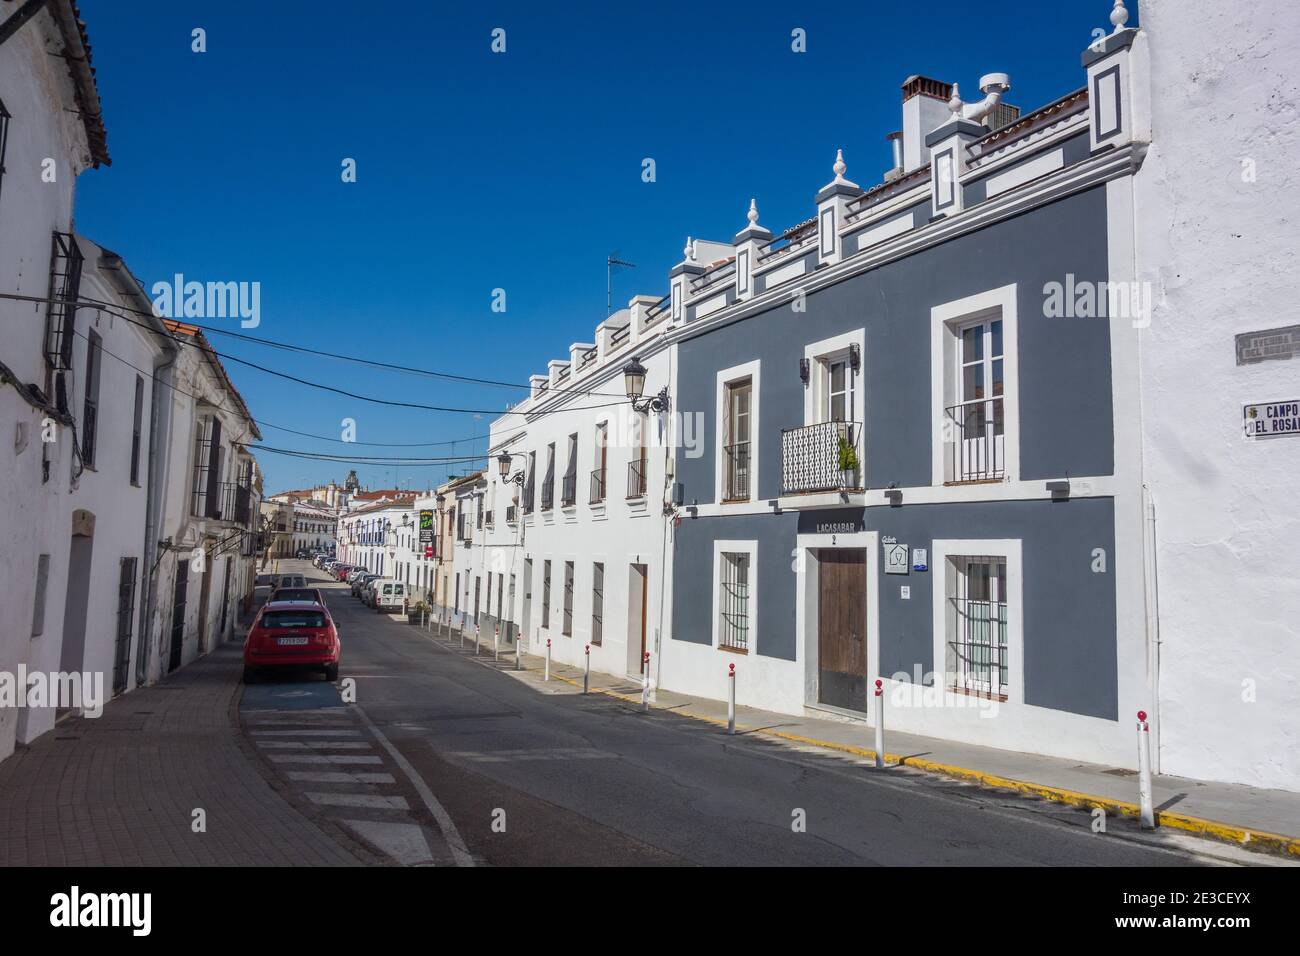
<box><xmin>837</xmin><ymin>433</ymin><xmax>861</xmax><ymax>489</ymax></box>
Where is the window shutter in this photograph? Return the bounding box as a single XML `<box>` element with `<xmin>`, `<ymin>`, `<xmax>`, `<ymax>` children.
<box><xmin>205</xmin><ymin>417</ymin><xmax>223</xmax><ymax>518</ymax></box>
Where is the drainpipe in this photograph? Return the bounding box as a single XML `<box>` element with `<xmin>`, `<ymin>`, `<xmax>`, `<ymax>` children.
<box><xmin>137</xmin><ymin>346</ymin><xmax>176</xmax><ymax>687</ymax></box>
<box><xmin>1141</xmin><ymin>482</ymin><xmax>1162</xmax><ymax>772</ymax></box>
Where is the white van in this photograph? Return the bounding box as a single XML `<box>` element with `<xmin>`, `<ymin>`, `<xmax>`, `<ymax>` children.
<box><xmin>373</xmin><ymin>580</ymin><xmax>407</xmax><ymax>613</ymax></box>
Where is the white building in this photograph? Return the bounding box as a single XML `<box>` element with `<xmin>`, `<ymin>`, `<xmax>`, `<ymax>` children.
<box><xmin>1131</xmin><ymin>0</ymin><xmax>1300</xmax><ymax>791</ymax></box>
<box><xmin>337</xmin><ymin>496</ymin><xmax>417</xmax><ymax>581</ymax></box>
<box><xmin>0</xmin><ymin>1</ymin><xmax>115</xmax><ymax>758</ymax></box>
<box><xmin>484</xmin><ymin>296</ymin><xmax>679</xmax><ymax>680</ymax></box>
<box><xmin>291</xmin><ymin>498</ymin><xmax>336</xmax><ymax>554</ymax></box>
<box><xmin>139</xmin><ymin>320</ymin><xmax>262</xmax><ymax>684</ymax></box>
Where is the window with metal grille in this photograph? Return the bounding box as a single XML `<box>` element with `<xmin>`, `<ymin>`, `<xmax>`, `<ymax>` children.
<box><xmin>541</xmin><ymin>444</ymin><xmax>555</xmax><ymax>510</ymax></box>
<box><xmin>562</xmin><ymin>434</ymin><xmax>578</xmax><ymax>506</ymax></box>
<box><xmin>562</xmin><ymin>561</ymin><xmax>574</xmax><ymax>635</ymax></box>
<box><xmin>947</xmin><ymin>317</ymin><xmax>1005</xmax><ymax>482</ymax></box>
<box><xmin>946</xmin><ymin>556</ymin><xmax>1009</xmax><ymax>699</ymax></box>
<box><xmin>718</xmin><ymin>552</ymin><xmax>750</xmax><ymax>650</ymax></box>
<box><xmin>80</xmin><ymin>330</ymin><xmax>102</xmax><ymax>468</ymax></box>
<box><xmin>130</xmin><ymin>376</ymin><xmax>144</xmax><ymax>485</ymax></box>
<box><xmin>591</xmin><ymin>562</ymin><xmax>604</xmax><ymax>646</ymax></box>
<box><xmin>723</xmin><ymin>379</ymin><xmax>752</xmax><ymax>501</ymax></box>
<box><xmin>114</xmin><ymin>558</ymin><xmax>138</xmax><ymax>695</ymax></box>
<box><xmin>0</xmin><ymin>98</ymin><xmax>10</xmax><ymax>206</ymax></box>
<box><xmin>31</xmin><ymin>554</ymin><xmax>51</xmax><ymax>637</ymax></box>
<box><xmin>44</xmin><ymin>231</ymin><xmax>84</xmax><ymax>370</ymax></box>
<box><xmin>542</xmin><ymin>560</ymin><xmax>551</xmax><ymax>627</ymax></box>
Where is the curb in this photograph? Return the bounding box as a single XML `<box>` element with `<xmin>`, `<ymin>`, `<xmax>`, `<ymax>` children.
<box><xmin>543</xmin><ymin>667</ymin><xmax>1300</xmax><ymax>859</ymax></box>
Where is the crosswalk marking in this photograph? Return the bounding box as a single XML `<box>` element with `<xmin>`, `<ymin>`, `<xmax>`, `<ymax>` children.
<box><xmin>285</xmin><ymin>771</ymin><xmax>396</xmax><ymax>784</ymax></box>
<box><xmin>268</xmin><ymin>754</ymin><xmax>383</xmax><ymax>765</ymax></box>
<box><xmin>305</xmin><ymin>792</ymin><xmax>410</xmax><ymax>810</ymax></box>
<box><xmin>256</xmin><ymin>740</ymin><xmax>374</xmax><ymax>750</ymax></box>
<box><xmin>251</xmin><ymin>729</ymin><xmax>363</xmax><ymax>737</ymax></box>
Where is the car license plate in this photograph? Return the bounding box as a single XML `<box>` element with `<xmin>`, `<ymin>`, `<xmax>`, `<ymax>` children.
<box><xmin>277</xmin><ymin>636</ymin><xmax>309</xmax><ymax>646</ymax></box>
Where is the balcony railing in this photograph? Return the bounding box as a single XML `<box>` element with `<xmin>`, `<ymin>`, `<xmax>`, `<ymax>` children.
<box><xmin>484</xmin><ymin>509</ymin><xmax>494</xmax><ymax>528</ymax></box>
<box><xmin>780</xmin><ymin>421</ymin><xmax>862</xmax><ymax>495</ymax></box>
<box><xmin>561</xmin><ymin>471</ymin><xmax>576</xmax><ymax>507</ymax></box>
<box><xmin>44</xmin><ymin>231</ymin><xmax>84</xmax><ymax>371</ymax></box>
<box><xmin>723</xmin><ymin>441</ymin><xmax>750</xmax><ymax>501</ymax></box>
<box><xmin>541</xmin><ymin>476</ymin><xmax>555</xmax><ymax>511</ymax></box>
<box><xmin>523</xmin><ymin>480</ymin><xmax>535</xmax><ymax>514</ymax></box>
<box><xmin>590</xmin><ymin>467</ymin><xmax>606</xmax><ymax>504</ymax></box>
<box><xmin>945</xmin><ymin>399</ymin><xmax>1005</xmax><ymax>483</ymax></box>
<box><xmin>627</xmin><ymin>458</ymin><xmax>647</xmax><ymax>498</ymax></box>
<box><xmin>506</xmin><ymin>504</ymin><xmax>518</xmax><ymax>523</ymax></box>
<box><xmin>209</xmin><ymin>481</ymin><xmax>253</xmax><ymax>526</ymax></box>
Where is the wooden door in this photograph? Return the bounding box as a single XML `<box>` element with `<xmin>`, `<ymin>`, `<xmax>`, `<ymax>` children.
<box><xmin>817</xmin><ymin>549</ymin><xmax>868</xmax><ymax>712</ymax></box>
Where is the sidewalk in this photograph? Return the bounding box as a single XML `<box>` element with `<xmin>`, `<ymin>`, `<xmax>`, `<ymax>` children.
<box><xmin>437</xmin><ymin>626</ymin><xmax>1300</xmax><ymax>858</ymax></box>
<box><xmin>0</xmin><ymin>639</ymin><xmax>364</xmax><ymax>866</ymax></box>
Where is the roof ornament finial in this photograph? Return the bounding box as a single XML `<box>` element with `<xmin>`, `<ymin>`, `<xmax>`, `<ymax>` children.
<box><xmin>684</xmin><ymin>236</ymin><xmax>696</xmax><ymax>262</ymax></box>
<box><xmin>1110</xmin><ymin>0</ymin><xmax>1130</xmax><ymax>33</ymax></box>
<box><xmin>747</xmin><ymin>198</ymin><xmax>759</xmax><ymax>227</ymax></box>
<box><xmin>833</xmin><ymin>149</ymin><xmax>847</xmax><ymax>180</ymax></box>
<box><xmin>948</xmin><ymin>82</ymin><xmax>963</xmax><ymax>119</ymax></box>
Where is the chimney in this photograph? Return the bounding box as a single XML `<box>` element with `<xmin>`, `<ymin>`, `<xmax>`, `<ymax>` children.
<box><xmin>900</xmin><ymin>75</ymin><xmax>953</xmax><ymax>173</ymax></box>
<box><xmin>884</xmin><ymin>130</ymin><xmax>904</xmax><ymax>182</ymax></box>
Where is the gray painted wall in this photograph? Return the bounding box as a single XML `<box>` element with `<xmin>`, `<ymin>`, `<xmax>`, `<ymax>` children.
<box><xmin>675</xmin><ymin>185</ymin><xmax>1114</xmax><ymax>502</ymax></box>
<box><xmin>672</xmin><ymin>496</ymin><xmax>1119</xmax><ymax>721</ymax></box>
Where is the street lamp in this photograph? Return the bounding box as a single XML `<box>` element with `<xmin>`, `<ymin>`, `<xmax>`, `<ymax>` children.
<box><xmin>622</xmin><ymin>356</ymin><xmax>670</xmax><ymax>413</ymax></box>
<box><xmin>497</xmin><ymin>451</ymin><xmax>526</xmax><ymax>486</ymax></box>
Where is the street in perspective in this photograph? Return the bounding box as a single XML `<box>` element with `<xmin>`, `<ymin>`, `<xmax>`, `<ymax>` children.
<box><xmin>0</xmin><ymin>0</ymin><xmax>1297</xmax><ymax>939</ymax></box>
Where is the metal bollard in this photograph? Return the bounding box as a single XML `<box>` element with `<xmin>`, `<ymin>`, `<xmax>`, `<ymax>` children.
<box><xmin>641</xmin><ymin>652</ymin><xmax>651</xmax><ymax>712</ymax></box>
<box><xmin>459</xmin><ymin>614</ymin><xmax>465</xmax><ymax>649</ymax></box>
<box><xmin>727</xmin><ymin>662</ymin><xmax>735</xmax><ymax>735</ymax></box>
<box><xmin>583</xmin><ymin>644</ymin><xmax>590</xmax><ymax>694</ymax></box>
<box><xmin>1137</xmin><ymin>710</ymin><xmax>1155</xmax><ymax>829</ymax></box>
<box><xmin>514</xmin><ymin>627</ymin><xmax>523</xmax><ymax>671</ymax></box>
<box><xmin>494</xmin><ymin>624</ymin><xmax>500</xmax><ymax>662</ymax></box>
<box><xmin>474</xmin><ymin>621</ymin><xmax>481</xmax><ymax>656</ymax></box>
<box><xmin>873</xmin><ymin>679</ymin><xmax>885</xmax><ymax>769</ymax></box>
<box><xmin>544</xmin><ymin>638</ymin><xmax>551</xmax><ymax>681</ymax></box>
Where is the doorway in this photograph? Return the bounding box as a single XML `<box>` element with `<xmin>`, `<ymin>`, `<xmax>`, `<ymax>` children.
<box><xmin>168</xmin><ymin>566</ymin><xmax>188</xmax><ymax>672</ymax></box>
<box><xmin>627</xmin><ymin>563</ymin><xmax>648</xmax><ymax>675</ymax></box>
<box><xmin>817</xmin><ymin>549</ymin><xmax>868</xmax><ymax>712</ymax></box>
<box><xmin>521</xmin><ymin>559</ymin><xmax>532</xmax><ymax>645</ymax></box>
<box><xmin>59</xmin><ymin>510</ymin><xmax>96</xmax><ymax>685</ymax></box>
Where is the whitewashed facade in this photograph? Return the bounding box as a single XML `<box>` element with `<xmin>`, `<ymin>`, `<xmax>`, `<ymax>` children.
<box><xmin>484</xmin><ymin>298</ymin><xmax>679</xmax><ymax>681</ymax></box>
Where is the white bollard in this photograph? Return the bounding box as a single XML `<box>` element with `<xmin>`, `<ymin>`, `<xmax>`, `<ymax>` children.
<box><xmin>1137</xmin><ymin>709</ymin><xmax>1155</xmax><ymax>829</ymax></box>
<box><xmin>544</xmin><ymin>638</ymin><xmax>551</xmax><ymax>682</ymax></box>
<box><xmin>459</xmin><ymin>613</ymin><xmax>465</xmax><ymax>648</ymax></box>
<box><xmin>514</xmin><ymin>626</ymin><xmax>523</xmax><ymax>671</ymax></box>
<box><xmin>727</xmin><ymin>662</ymin><xmax>735</xmax><ymax>735</ymax></box>
<box><xmin>474</xmin><ymin>620</ymin><xmax>481</xmax><ymax>656</ymax></box>
<box><xmin>641</xmin><ymin>652</ymin><xmax>651</xmax><ymax>712</ymax></box>
<box><xmin>583</xmin><ymin>644</ymin><xmax>590</xmax><ymax>694</ymax></box>
<box><xmin>873</xmin><ymin>679</ymin><xmax>885</xmax><ymax>769</ymax></box>
<box><xmin>494</xmin><ymin>624</ymin><xmax>500</xmax><ymax>662</ymax></box>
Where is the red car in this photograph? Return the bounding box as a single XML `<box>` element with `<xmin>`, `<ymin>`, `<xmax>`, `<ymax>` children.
<box><xmin>243</xmin><ymin>600</ymin><xmax>340</xmax><ymax>683</ymax></box>
<box><xmin>333</xmin><ymin>564</ymin><xmax>353</xmax><ymax>582</ymax></box>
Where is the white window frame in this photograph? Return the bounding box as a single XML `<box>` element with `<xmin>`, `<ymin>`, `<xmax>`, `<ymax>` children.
<box><xmin>711</xmin><ymin>539</ymin><xmax>757</xmax><ymax>654</ymax></box>
<box><xmin>929</xmin><ymin>538</ymin><xmax>1023</xmax><ymax>706</ymax></box>
<box><xmin>802</xmin><ymin>330</ymin><xmax>865</xmax><ymax>427</ymax></box>
<box><xmin>929</xmin><ymin>284</ymin><xmax>1019</xmax><ymax>486</ymax></box>
<box><xmin>715</xmin><ymin>359</ymin><xmax>761</xmax><ymax>504</ymax></box>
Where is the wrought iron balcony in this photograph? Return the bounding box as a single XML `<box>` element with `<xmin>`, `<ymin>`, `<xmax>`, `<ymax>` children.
<box><xmin>540</xmin><ymin>476</ymin><xmax>555</xmax><ymax>511</ymax></box>
<box><xmin>561</xmin><ymin>471</ymin><xmax>577</xmax><ymax>507</ymax></box>
<box><xmin>627</xmin><ymin>458</ymin><xmax>647</xmax><ymax>498</ymax></box>
<box><xmin>590</xmin><ymin>467</ymin><xmax>606</xmax><ymax>504</ymax></box>
<box><xmin>723</xmin><ymin>441</ymin><xmax>751</xmax><ymax>501</ymax></box>
<box><xmin>506</xmin><ymin>504</ymin><xmax>518</xmax><ymax>523</ymax></box>
<box><xmin>206</xmin><ymin>481</ymin><xmax>253</xmax><ymax>526</ymax></box>
<box><xmin>523</xmin><ymin>480</ymin><xmax>535</xmax><ymax>514</ymax></box>
<box><xmin>944</xmin><ymin>399</ymin><xmax>1004</xmax><ymax>483</ymax></box>
<box><xmin>780</xmin><ymin>421</ymin><xmax>861</xmax><ymax>496</ymax></box>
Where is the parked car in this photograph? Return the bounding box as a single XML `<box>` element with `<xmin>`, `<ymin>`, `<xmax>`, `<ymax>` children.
<box><xmin>361</xmin><ymin>578</ymin><xmax>382</xmax><ymax>607</ymax></box>
<box><xmin>243</xmin><ymin>600</ymin><xmax>340</xmax><ymax>683</ymax></box>
<box><xmin>351</xmin><ymin>573</ymin><xmax>377</xmax><ymax>598</ymax></box>
<box><xmin>346</xmin><ymin>567</ymin><xmax>368</xmax><ymax>585</ymax></box>
<box><xmin>274</xmin><ymin>573</ymin><xmax>307</xmax><ymax>589</ymax></box>
<box><xmin>334</xmin><ymin>564</ymin><xmax>354</xmax><ymax>582</ymax></box>
<box><xmin>271</xmin><ymin>587</ymin><xmax>326</xmax><ymax>605</ymax></box>
<box><xmin>372</xmin><ymin>580</ymin><xmax>408</xmax><ymax>614</ymax></box>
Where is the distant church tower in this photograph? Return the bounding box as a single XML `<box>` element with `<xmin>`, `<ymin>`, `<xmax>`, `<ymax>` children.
<box><xmin>344</xmin><ymin>469</ymin><xmax>360</xmax><ymax>494</ymax></box>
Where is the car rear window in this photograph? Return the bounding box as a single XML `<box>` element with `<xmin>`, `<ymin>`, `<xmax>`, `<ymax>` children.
<box><xmin>260</xmin><ymin>610</ymin><xmax>327</xmax><ymax>629</ymax></box>
<box><xmin>382</xmin><ymin>584</ymin><xmax>394</xmax><ymax>595</ymax></box>
<box><xmin>393</xmin><ymin>584</ymin><xmax>405</xmax><ymax>595</ymax></box>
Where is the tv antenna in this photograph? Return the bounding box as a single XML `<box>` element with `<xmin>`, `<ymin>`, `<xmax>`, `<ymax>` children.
<box><xmin>607</xmin><ymin>252</ymin><xmax>636</xmax><ymax>316</ymax></box>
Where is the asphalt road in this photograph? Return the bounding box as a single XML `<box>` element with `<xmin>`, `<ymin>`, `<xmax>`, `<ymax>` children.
<box><xmin>274</xmin><ymin>561</ymin><xmax>1214</xmax><ymax>867</ymax></box>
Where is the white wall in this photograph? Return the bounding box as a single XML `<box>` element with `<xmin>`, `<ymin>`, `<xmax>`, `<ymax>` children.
<box><xmin>0</xmin><ymin>6</ymin><xmax>95</xmax><ymax>756</ymax></box>
<box><xmin>1135</xmin><ymin>0</ymin><xmax>1300</xmax><ymax>791</ymax></box>
<box><xmin>487</xmin><ymin>347</ymin><xmax>676</xmax><ymax>680</ymax></box>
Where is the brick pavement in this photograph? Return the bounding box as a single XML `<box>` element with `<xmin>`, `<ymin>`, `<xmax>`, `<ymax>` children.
<box><xmin>0</xmin><ymin>638</ymin><xmax>365</xmax><ymax>866</ymax></box>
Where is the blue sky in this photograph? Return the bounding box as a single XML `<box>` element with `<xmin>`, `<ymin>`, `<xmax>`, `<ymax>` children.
<box><xmin>74</xmin><ymin>0</ymin><xmax>1120</xmax><ymax>493</ymax></box>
